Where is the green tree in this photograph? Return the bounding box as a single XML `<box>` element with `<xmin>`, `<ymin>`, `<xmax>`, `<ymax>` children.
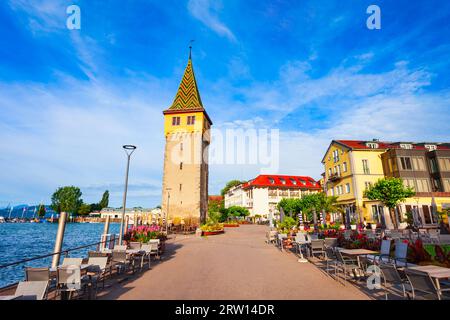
<box><xmin>99</xmin><ymin>190</ymin><xmax>109</xmax><ymax>209</ymax></box>
<box><xmin>226</xmin><ymin>206</ymin><xmax>250</xmax><ymax>219</ymax></box>
<box><xmin>364</xmin><ymin>178</ymin><xmax>415</xmax><ymax>229</ymax></box>
<box><xmin>220</xmin><ymin>180</ymin><xmax>244</xmax><ymax>196</ymax></box>
<box><xmin>277</xmin><ymin>198</ymin><xmax>302</xmax><ymax>218</ymax></box>
<box><xmin>78</xmin><ymin>203</ymin><xmax>92</xmax><ymax>216</ymax></box>
<box><xmin>37</xmin><ymin>205</ymin><xmax>46</xmax><ymax>218</ymax></box>
<box><xmin>51</xmin><ymin>186</ymin><xmax>83</xmax><ymax>215</ymax></box>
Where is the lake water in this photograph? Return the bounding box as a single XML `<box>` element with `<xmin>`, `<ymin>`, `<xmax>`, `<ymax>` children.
<box><xmin>0</xmin><ymin>222</ymin><xmax>120</xmax><ymax>288</ymax></box>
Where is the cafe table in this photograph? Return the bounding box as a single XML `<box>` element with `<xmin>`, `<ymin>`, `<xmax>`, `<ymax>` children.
<box><xmin>405</xmin><ymin>265</ymin><xmax>450</xmax><ymax>298</ymax></box>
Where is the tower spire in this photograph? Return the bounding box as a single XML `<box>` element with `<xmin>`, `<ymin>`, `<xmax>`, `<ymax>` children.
<box><xmin>189</xmin><ymin>40</ymin><xmax>195</xmax><ymax>60</ymax></box>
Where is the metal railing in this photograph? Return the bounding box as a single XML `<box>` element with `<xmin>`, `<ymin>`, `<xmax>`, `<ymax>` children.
<box><xmin>0</xmin><ymin>234</ymin><xmax>119</xmax><ymax>289</ymax></box>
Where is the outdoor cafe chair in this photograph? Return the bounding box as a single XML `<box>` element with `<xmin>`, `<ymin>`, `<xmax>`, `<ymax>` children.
<box><xmin>111</xmin><ymin>250</ymin><xmax>131</xmax><ymax>274</ymax></box>
<box><xmin>335</xmin><ymin>249</ymin><xmax>361</xmax><ymax>285</ymax></box>
<box><xmin>61</xmin><ymin>257</ymin><xmax>83</xmax><ymax>267</ymax></box>
<box><xmin>294</xmin><ymin>233</ymin><xmax>309</xmax><ymax>258</ymax></box>
<box><xmin>310</xmin><ymin>239</ymin><xmax>325</xmax><ymax>259</ymax></box>
<box><xmin>129</xmin><ymin>242</ymin><xmax>142</xmax><ymax>250</ymax></box>
<box><xmin>87</xmin><ymin>257</ymin><xmax>109</xmax><ymax>290</ymax></box>
<box><xmin>404</xmin><ymin>269</ymin><xmax>450</xmax><ymax>300</ymax></box>
<box><xmin>428</xmin><ymin>229</ymin><xmax>441</xmax><ymax>244</ymax></box>
<box><xmin>324</xmin><ymin>246</ymin><xmax>338</xmax><ymax>277</ymax></box>
<box><xmin>24</xmin><ymin>267</ymin><xmax>54</xmax><ymax>299</ymax></box>
<box><xmin>367</xmin><ymin>239</ymin><xmax>391</xmax><ymax>264</ymax></box>
<box><xmin>140</xmin><ymin>244</ymin><xmax>153</xmax><ymax>269</ymax></box>
<box><xmin>379</xmin><ymin>263</ymin><xmax>411</xmax><ymax>300</ymax></box>
<box><xmin>56</xmin><ymin>266</ymin><xmax>90</xmax><ymax>300</ymax></box>
<box><xmin>392</xmin><ymin>240</ymin><xmax>408</xmax><ymax>268</ymax></box>
<box><xmin>277</xmin><ymin>234</ymin><xmax>288</xmax><ymax>251</ymax></box>
<box><xmin>14</xmin><ymin>281</ymin><xmax>48</xmax><ymax>300</ymax></box>
<box><xmin>324</xmin><ymin>238</ymin><xmax>337</xmax><ymax>248</ymax></box>
<box><xmin>113</xmin><ymin>245</ymin><xmax>128</xmax><ymax>251</ymax></box>
<box><xmin>266</xmin><ymin>230</ymin><xmax>277</xmax><ymax>244</ymax></box>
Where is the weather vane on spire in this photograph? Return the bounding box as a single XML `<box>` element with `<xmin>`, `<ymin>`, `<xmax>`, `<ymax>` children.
<box><xmin>189</xmin><ymin>40</ymin><xmax>195</xmax><ymax>59</ymax></box>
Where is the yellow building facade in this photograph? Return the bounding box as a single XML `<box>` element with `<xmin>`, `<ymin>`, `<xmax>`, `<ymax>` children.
<box><xmin>322</xmin><ymin>140</ymin><xmax>450</xmax><ymax>229</ymax></box>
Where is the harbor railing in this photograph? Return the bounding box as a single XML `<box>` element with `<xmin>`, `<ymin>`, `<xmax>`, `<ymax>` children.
<box><xmin>0</xmin><ymin>233</ymin><xmax>119</xmax><ymax>290</ymax></box>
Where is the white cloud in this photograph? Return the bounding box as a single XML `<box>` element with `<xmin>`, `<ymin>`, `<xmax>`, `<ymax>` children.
<box><xmin>8</xmin><ymin>0</ymin><xmax>67</xmax><ymax>34</ymax></box>
<box><xmin>187</xmin><ymin>0</ymin><xmax>236</xmax><ymax>42</ymax></box>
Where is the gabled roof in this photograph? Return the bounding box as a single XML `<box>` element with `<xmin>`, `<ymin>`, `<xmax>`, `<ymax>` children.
<box><xmin>242</xmin><ymin>175</ymin><xmax>321</xmax><ymax>190</ymax></box>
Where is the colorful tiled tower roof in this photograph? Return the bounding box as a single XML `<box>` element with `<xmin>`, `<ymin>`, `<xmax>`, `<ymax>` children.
<box><xmin>167</xmin><ymin>58</ymin><xmax>204</xmax><ymax>111</ymax></box>
<box><xmin>163</xmin><ymin>56</ymin><xmax>212</xmax><ymax>124</ymax></box>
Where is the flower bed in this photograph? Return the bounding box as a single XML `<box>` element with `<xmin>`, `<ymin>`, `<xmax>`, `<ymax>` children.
<box><xmin>124</xmin><ymin>225</ymin><xmax>167</xmax><ymax>243</ymax></box>
<box><xmin>223</xmin><ymin>223</ymin><xmax>239</xmax><ymax>228</ymax></box>
<box><xmin>202</xmin><ymin>230</ymin><xmax>225</xmax><ymax>236</ymax></box>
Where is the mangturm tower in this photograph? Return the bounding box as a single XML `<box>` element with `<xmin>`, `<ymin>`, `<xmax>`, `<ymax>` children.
<box><xmin>161</xmin><ymin>51</ymin><xmax>212</xmax><ymax>225</ymax></box>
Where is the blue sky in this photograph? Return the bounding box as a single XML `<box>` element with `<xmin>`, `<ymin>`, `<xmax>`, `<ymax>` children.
<box><xmin>1</xmin><ymin>0</ymin><xmax>449</xmax><ymax>208</ymax></box>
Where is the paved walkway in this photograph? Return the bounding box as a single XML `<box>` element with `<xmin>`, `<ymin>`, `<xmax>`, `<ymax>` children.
<box><xmin>100</xmin><ymin>225</ymin><xmax>370</xmax><ymax>300</ymax></box>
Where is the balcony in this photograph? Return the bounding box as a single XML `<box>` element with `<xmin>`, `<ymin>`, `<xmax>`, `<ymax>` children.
<box><xmin>327</xmin><ymin>173</ymin><xmax>341</xmax><ymax>182</ymax></box>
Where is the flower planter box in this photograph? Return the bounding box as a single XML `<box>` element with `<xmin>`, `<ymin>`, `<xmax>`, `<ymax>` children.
<box><xmin>223</xmin><ymin>224</ymin><xmax>239</xmax><ymax>228</ymax></box>
<box><xmin>202</xmin><ymin>230</ymin><xmax>225</xmax><ymax>236</ymax></box>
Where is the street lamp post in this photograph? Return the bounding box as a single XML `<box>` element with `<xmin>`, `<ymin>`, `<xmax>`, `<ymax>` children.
<box><xmin>165</xmin><ymin>188</ymin><xmax>171</xmax><ymax>234</ymax></box>
<box><xmin>118</xmin><ymin>145</ymin><xmax>137</xmax><ymax>245</ymax></box>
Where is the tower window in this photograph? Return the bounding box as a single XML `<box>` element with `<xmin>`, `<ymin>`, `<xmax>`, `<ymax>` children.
<box><xmin>172</xmin><ymin>116</ymin><xmax>181</xmax><ymax>126</ymax></box>
<box><xmin>179</xmin><ymin>184</ymin><xmax>182</xmax><ymax>191</ymax></box>
<box><xmin>180</xmin><ymin>162</ymin><xmax>183</xmax><ymax>170</ymax></box>
<box><xmin>187</xmin><ymin>115</ymin><xmax>196</xmax><ymax>125</ymax></box>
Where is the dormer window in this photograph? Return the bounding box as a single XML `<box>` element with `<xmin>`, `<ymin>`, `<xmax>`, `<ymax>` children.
<box><xmin>301</xmin><ymin>180</ymin><xmax>306</xmax><ymax>186</ymax></box>
<box><xmin>280</xmin><ymin>178</ymin><xmax>286</xmax><ymax>185</ymax></box>
<box><xmin>400</xmin><ymin>144</ymin><xmax>413</xmax><ymax>150</ymax></box>
<box><xmin>268</xmin><ymin>177</ymin><xmax>275</xmax><ymax>184</ymax></box>
<box><xmin>366</xmin><ymin>142</ymin><xmax>379</xmax><ymax>149</ymax></box>
<box><xmin>290</xmin><ymin>178</ymin><xmax>297</xmax><ymax>185</ymax></box>
<box><xmin>425</xmin><ymin>144</ymin><xmax>437</xmax><ymax>151</ymax></box>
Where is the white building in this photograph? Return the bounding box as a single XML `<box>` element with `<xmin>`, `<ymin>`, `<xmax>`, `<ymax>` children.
<box><xmin>224</xmin><ymin>175</ymin><xmax>322</xmax><ymax>219</ymax></box>
<box><xmin>100</xmin><ymin>207</ymin><xmax>162</xmax><ymax>224</ymax></box>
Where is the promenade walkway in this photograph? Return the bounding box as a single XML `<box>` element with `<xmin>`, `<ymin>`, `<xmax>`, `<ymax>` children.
<box><xmin>100</xmin><ymin>225</ymin><xmax>370</xmax><ymax>300</ymax></box>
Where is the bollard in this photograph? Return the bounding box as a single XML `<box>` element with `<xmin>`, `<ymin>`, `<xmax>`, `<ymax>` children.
<box><xmin>52</xmin><ymin>211</ymin><xmax>68</xmax><ymax>268</ymax></box>
<box><xmin>102</xmin><ymin>216</ymin><xmax>110</xmax><ymax>249</ymax></box>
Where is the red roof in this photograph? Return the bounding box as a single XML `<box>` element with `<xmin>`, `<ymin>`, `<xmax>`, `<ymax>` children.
<box><xmin>242</xmin><ymin>175</ymin><xmax>321</xmax><ymax>190</ymax></box>
<box><xmin>335</xmin><ymin>140</ymin><xmax>450</xmax><ymax>151</ymax></box>
<box><xmin>208</xmin><ymin>195</ymin><xmax>224</xmax><ymax>202</ymax></box>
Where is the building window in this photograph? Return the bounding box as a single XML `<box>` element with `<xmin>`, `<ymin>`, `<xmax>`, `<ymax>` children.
<box><xmin>366</xmin><ymin>142</ymin><xmax>379</xmax><ymax>149</ymax></box>
<box><xmin>425</xmin><ymin>144</ymin><xmax>437</xmax><ymax>151</ymax></box>
<box><xmin>400</xmin><ymin>143</ymin><xmax>413</xmax><ymax>149</ymax></box>
<box><xmin>290</xmin><ymin>178</ymin><xmax>297</xmax><ymax>185</ymax></box>
<box><xmin>172</xmin><ymin>116</ymin><xmax>181</xmax><ymax>126</ymax></box>
<box><xmin>345</xmin><ymin>183</ymin><xmax>350</xmax><ymax>193</ymax></box>
<box><xmin>443</xmin><ymin>179</ymin><xmax>450</xmax><ymax>192</ymax></box>
<box><xmin>280</xmin><ymin>178</ymin><xmax>286</xmax><ymax>185</ymax></box>
<box><xmin>187</xmin><ymin>115</ymin><xmax>196</xmax><ymax>125</ymax></box>
<box><xmin>438</xmin><ymin>158</ymin><xmax>450</xmax><ymax>172</ymax></box>
<box><xmin>333</xmin><ymin>150</ymin><xmax>340</xmax><ymax>163</ymax></box>
<box><xmin>180</xmin><ymin>162</ymin><xmax>183</xmax><ymax>170</ymax></box>
<box><xmin>179</xmin><ymin>184</ymin><xmax>182</xmax><ymax>191</ymax></box>
<box><xmin>336</xmin><ymin>165</ymin><xmax>341</xmax><ymax>176</ymax></box>
<box><xmin>328</xmin><ymin>168</ymin><xmax>332</xmax><ymax>177</ymax></box>
<box><xmin>362</xmin><ymin>159</ymin><xmax>370</xmax><ymax>174</ymax></box>
<box><xmin>180</xmin><ymin>143</ymin><xmax>183</xmax><ymax>151</ymax></box>
<box><xmin>268</xmin><ymin>177</ymin><xmax>275</xmax><ymax>184</ymax></box>
<box><xmin>400</xmin><ymin>157</ymin><xmax>412</xmax><ymax>170</ymax></box>
<box><xmin>412</xmin><ymin>157</ymin><xmax>426</xmax><ymax>171</ymax></box>
<box><xmin>343</xmin><ymin>162</ymin><xmax>347</xmax><ymax>172</ymax></box>
<box><xmin>416</xmin><ymin>179</ymin><xmax>431</xmax><ymax>192</ymax></box>
<box><xmin>364</xmin><ymin>182</ymin><xmax>373</xmax><ymax>190</ymax></box>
